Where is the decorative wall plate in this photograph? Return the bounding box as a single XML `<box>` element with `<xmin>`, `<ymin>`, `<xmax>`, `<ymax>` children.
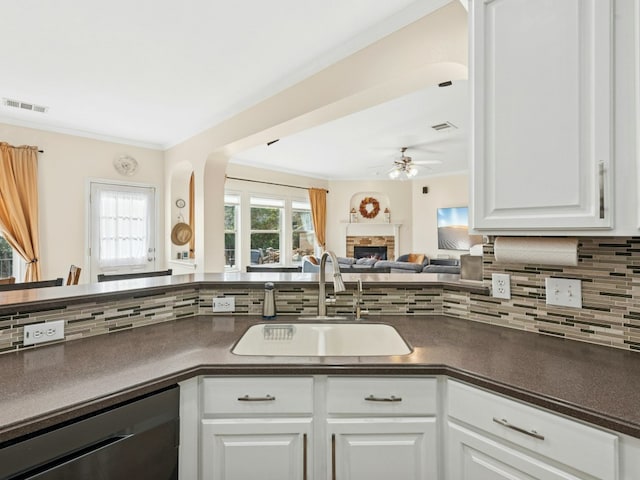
<box><xmin>113</xmin><ymin>155</ymin><xmax>138</xmax><ymax>176</ymax></box>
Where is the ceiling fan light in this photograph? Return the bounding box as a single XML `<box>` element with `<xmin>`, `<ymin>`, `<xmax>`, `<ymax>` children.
<box><xmin>407</xmin><ymin>166</ymin><xmax>418</xmax><ymax>177</ymax></box>
<box><xmin>388</xmin><ymin>168</ymin><xmax>401</xmax><ymax>179</ymax></box>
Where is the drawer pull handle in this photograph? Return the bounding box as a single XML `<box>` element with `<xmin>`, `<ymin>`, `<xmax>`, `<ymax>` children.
<box><xmin>237</xmin><ymin>394</ymin><xmax>276</xmax><ymax>402</ymax></box>
<box><xmin>599</xmin><ymin>161</ymin><xmax>605</xmax><ymax>219</ymax></box>
<box><xmin>303</xmin><ymin>433</ymin><xmax>308</xmax><ymax>480</ymax></box>
<box><xmin>331</xmin><ymin>434</ymin><xmax>336</xmax><ymax>480</ymax></box>
<box><xmin>365</xmin><ymin>394</ymin><xmax>402</xmax><ymax>403</ymax></box>
<box><xmin>493</xmin><ymin>417</ymin><xmax>545</xmax><ymax>440</ymax></box>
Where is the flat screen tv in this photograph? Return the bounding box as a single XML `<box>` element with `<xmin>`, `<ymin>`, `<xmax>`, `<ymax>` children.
<box><xmin>437</xmin><ymin>207</ymin><xmax>483</xmax><ymax>251</ymax></box>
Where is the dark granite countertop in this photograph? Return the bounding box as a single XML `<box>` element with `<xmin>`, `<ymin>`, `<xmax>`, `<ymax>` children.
<box><xmin>0</xmin><ymin>272</ymin><xmax>487</xmax><ymax>315</ymax></box>
<box><xmin>1</xmin><ymin>314</ymin><xmax>639</xmax><ymax>444</ymax></box>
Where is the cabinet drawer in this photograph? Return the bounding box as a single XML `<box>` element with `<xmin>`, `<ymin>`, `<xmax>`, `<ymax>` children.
<box><xmin>202</xmin><ymin>377</ymin><xmax>313</xmax><ymax>415</ymax></box>
<box><xmin>327</xmin><ymin>377</ymin><xmax>437</xmax><ymax>415</ymax></box>
<box><xmin>448</xmin><ymin>380</ymin><xmax>618</xmax><ymax>480</ymax></box>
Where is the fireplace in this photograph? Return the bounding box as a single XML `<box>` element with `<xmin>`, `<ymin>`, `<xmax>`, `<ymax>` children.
<box><xmin>346</xmin><ymin>235</ymin><xmax>395</xmax><ymax>261</ymax></box>
<box><xmin>354</xmin><ymin>246</ymin><xmax>387</xmax><ymax>260</ymax></box>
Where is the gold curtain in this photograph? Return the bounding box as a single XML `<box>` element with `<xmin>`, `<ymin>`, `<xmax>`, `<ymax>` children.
<box><xmin>0</xmin><ymin>142</ymin><xmax>41</xmax><ymax>281</ymax></box>
<box><xmin>188</xmin><ymin>172</ymin><xmax>195</xmax><ymax>258</ymax></box>
<box><xmin>308</xmin><ymin>187</ymin><xmax>327</xmax><ymax>251</ymax></box>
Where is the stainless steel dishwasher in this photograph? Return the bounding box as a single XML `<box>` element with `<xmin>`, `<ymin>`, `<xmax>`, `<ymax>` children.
<box><xmin>0</xmin><ymin>385</ymin><xmax>179</xmax><ymax>479</ymax></box>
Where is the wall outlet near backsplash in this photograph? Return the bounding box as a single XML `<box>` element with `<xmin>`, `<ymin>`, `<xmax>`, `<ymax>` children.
<box><xmin>545</xmin><ymin>278</ymin><xmax>582</xmax><ymax>309</ymax></box>
<box><xmin>212</xmin><ymin>296</ymin><xmax>235</xmax><ymax>313</ymax></box>
<box><xmin>491</xmin><ymin>273</ymin><xmax>511</xmax><ymax>299</ymax></box>
<box><xmin>23</xmin><ymin>320</ymin><xmax>65</xmax><ymax>346</ymax></box>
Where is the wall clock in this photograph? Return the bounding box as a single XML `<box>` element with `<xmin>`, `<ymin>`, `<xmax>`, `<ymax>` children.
<box><xmin>113</xmin><ymin>154</ymin><xmax>138</xmax><ymax>176</ymax></box>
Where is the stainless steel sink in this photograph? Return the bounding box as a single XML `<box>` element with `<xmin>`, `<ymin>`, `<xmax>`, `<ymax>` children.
<box><xmin>231</xmin><ymin>322</ymin><xmax>412</xmax><ymax>356</ymax></box>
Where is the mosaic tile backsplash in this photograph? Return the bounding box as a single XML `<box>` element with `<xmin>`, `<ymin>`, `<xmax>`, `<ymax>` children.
<box><xmin>1</xmin><ymin>236</ymin><xmax>639</xmax><ymax>354</ymax></box>
<box><xmin>444</xmin><ymin>237</ymin><xmax>640</xmax><ymax>352</ymax></box>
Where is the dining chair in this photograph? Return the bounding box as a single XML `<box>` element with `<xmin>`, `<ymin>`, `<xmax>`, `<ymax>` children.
<box><xmin>0</xmin><ymin>276</ymin><xmax>16</xmax><ymax>285</ymax></box>
<box><xmin>0</xmin><ymin>278</ymin><xmax>63</xmax><ymax>291</ymax></box>
<box><xmin>97</xmin><ymin>269</ymin><xmax>173</xmax><ymax>282</ymax></box>
<box><xmin>66</xmin><ymin>265</ymin><xmax>82</xmax><ymax>285</ymax></box>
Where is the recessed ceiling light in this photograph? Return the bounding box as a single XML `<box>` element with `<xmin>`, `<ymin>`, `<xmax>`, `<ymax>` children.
<box><xmin>2</xmin><ymin>97</ymin><xmax>49</xmax><ymax>113</ymax></box>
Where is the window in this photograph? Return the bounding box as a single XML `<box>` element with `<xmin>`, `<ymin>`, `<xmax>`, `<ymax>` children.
<box><xmin>291</xmin><ymin>201</ymin><xmax>315</xmax><ymax>263</ymax></box>
<box><xmin>250</xmin><ymin>197</ymin><xmax>283</xmax><ymax>265</ymax></box>
<box><xmin>0</xmin><ymin>235</ymin><xmax>13</xmax><ymax>278</ymax></box>
<box><xmin>0</xmin><ymin>235</ymin><xmax>24</xmax><ymax>280</ymax></box>
<box><xmin>224</xmin><ymin>194</ymin><xmax>240</xmax><ymax>269</ymax></box>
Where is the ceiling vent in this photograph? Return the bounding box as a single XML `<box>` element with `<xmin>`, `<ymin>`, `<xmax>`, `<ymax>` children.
<box><xmin>431</xmin><ymin>121</ymin><xmax>457</xmax><ymax>132</ymax></box>
<box><xmin>2</xmin><ymin>98</ymin><xmax>49</xmax><ymax>113</ymax></box>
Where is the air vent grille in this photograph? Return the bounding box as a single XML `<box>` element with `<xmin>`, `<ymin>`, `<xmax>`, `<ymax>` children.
<box><xmin>2</xmin><ymin>98</ymin><xmax>49</xmax><ymax>113</ymax></box>
<box><xmin>431</xmin><ymin>121</ymin><xmax>457</xmax><ymax>131</ymax></box>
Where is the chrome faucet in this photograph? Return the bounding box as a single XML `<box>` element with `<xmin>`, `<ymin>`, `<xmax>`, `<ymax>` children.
<box><xmin>353</xmin><ymin>278</ymin><xmax>367</xmax><ymax>320</ymax></box>
<box><xmin>318</xmin><ymin>250</ymin><xmax>346</xmax><ymax>318</ymax></box>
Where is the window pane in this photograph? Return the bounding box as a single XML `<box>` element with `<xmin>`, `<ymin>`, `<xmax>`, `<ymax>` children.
<box><xmin>292</xmin><ymin>209</ymin><xmax>314</xmax><ymax>263</ymax></box>
<box><xmin>224</xmin><ymin>205</ymin><xmax>236</xmax><ymax>230</ymax></box>
<box><xmin>0</xmin><ymin>236</ymin><xmax>13</xmax><ymax>278</ymax></box>
<box><xmin>292</xmin><ymin>210</ymin><xmax>313</xmax><ymax>231</ymax></box>
<box><xmin>97</xmin><ymin>189</ymin><xmax>150</xmax><ymax>267</ymax></box>
<box><xmin>251</xmin><ymin>207</ymin><xmax>280</xmax><ymax>230</ymax></box>
<box><xmin>251</xmin><ymin>234</ymin><xmax>280</xmax><ymax>264</ymax></box>
<box><xmin>224</xmin><ymin>233</ymin><xmax>236</xmax><ymax>268</ymax></box>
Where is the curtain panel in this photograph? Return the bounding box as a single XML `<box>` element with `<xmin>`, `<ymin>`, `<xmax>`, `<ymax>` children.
<box><xmin>308</xmin><ymin>187</ymin><xmax>327</xmax><ymax>250</ymax></box>
<box><xmin>0</xmin><ymin>142</ymin><xmax>41</xmax><ymax>281</ymax></box>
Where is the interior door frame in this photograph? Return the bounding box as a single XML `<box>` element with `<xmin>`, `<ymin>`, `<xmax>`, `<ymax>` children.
<box><xmin>86</xmin><ymin>178</ymin><xmax>159</xmax><ymax>283</ymax></box>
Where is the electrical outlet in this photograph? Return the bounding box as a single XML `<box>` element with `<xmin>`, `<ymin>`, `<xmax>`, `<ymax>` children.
<box><xmin>23</xmin><ymin>320</ymin><xmax>65</xmax><ymax>346</ymax></box>
<box><xmin>491</xmin><ymin>273</ymin><xmax>511</xmax><ymax>299</ymax></box>
<box><xmin>545</xmin><ymin>278</ymin><xmax>582</xmax><ymax>308</ymax></box>
<box><xmin>212</xmin><ymin>296</ymin><xmax>235</xmax><ymax>313</ymax></box>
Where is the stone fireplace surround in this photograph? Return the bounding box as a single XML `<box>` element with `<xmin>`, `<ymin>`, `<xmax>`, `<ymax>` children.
<box><xmin>347</xmin><ymin>235</ymin><xmax>395</xmax><ymax>261</ymax></box>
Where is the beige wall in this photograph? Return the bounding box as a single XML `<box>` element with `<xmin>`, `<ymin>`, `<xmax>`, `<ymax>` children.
<box><xmin>326</xmin><ymin>179</ymin><xmax>413</xmax><ymax>257</ymax></box>
<box><xmin>0</xmin><ymin>123</ymin><xmax>164</xmax><ymax>283</ymax></box>
<box><xmin>411</xmin><ymin>173</ymin><xmax>469</xmax><ymax>259</ymax></box>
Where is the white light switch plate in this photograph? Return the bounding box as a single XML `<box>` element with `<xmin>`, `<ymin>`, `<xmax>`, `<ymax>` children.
<box><xmin>491</xmin><ymin>273</ymin><xmax>511</xmax><ymax>299</ymax></box>
<box><xmin>545</xmin><ymin>278</ymin><xmax>582</xmax><ymax>309</ymax></box>
<box><xmin>212</xmin><ymin>296</ymin><xmax>235</xmax><ymax>312</ymax></box>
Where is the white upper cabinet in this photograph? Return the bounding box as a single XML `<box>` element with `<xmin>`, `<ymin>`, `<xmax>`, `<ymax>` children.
<box><xmin>471</xmin><ymin>0</ymin><xmax>614</xmax><ymax>232</ymax></box>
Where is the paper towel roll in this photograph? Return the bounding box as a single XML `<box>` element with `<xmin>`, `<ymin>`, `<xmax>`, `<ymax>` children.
<box><xmin>494</xmin><ymin>237</ymin><xmax>578</xmax><ymax>266</ymax></box>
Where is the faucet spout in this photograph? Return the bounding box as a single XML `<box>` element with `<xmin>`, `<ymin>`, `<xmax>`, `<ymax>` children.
<box><xmin>318</xmin><ymin>250</ymin><xmax>345</xmax><ymax>317</ymax></box>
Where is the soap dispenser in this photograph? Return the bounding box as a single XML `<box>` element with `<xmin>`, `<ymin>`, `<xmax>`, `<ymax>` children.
<box><xmin>262</xmin><ymin>282</ymin><xmax>276</xmax><ymax>319</ymax></box>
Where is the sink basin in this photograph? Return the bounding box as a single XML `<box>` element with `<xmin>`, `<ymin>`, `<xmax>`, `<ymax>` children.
<box><xmin>231</xmin><ymin>322</ymin><xmax>412</xmax><ymax>356</ymax></box>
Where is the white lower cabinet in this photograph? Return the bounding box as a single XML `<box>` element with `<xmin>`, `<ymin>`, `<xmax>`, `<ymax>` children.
<box><xmin>448</xmin><ymin>422</ymin><xmax>583</xmax><ymax>480</ymax></box>
<box><xmin>180</xmin><ymin>375</ymin><xmax>640</xmax><ymax>480</ymax></box>
<box><xmin>201</xmin><ymin>418</ymin><xmax>312</xmax><ymax>480</ymax></box>
<box><xmin>328</xmin><ymin>418</ymin><xmax>437</xmax><ymax>480</ymax></box>
<box><xmin>326</xmin><ymin>376</ymin><xmax>439</xmax><ymax>480</ymax></box>
<box><xmin>446</xmin><ymin>380</ymin><xmax>618</xmax><ymax>480</ymax></box>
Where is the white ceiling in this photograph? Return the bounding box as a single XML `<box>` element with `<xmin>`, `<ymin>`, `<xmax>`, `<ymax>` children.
<box><xmin>0</xmin><ymin>0</ymin><xmax>452</xmax><ymax>149</ymax></box>
<box><xmin>231</xmin><ymin>80</ymin><xmax>469</xmax><ymax>180</ymax></box>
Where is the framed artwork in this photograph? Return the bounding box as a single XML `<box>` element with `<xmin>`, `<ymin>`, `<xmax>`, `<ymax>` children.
<box><xmin>437</xmin><ymin>207</ymin><xmax>483</xmax><ymax>251</ymax></box>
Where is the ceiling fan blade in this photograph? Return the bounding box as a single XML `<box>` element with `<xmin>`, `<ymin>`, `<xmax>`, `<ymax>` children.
<box><xmin>412</xmin><ymin>159</ymin><xmax>443</xmax><ymax>165</ymax></box>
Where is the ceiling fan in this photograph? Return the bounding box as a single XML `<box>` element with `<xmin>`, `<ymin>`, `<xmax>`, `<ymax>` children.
<box><xmin>387</xmin><ymin>147</ymin><xmax>442</xmax><ymax>180</ymax></box>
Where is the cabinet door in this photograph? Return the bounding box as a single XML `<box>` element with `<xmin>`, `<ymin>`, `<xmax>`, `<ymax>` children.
<box><xmin>471</xmin><ymin>0</ymin><xmax>613</xmax><ymax>231</ymax></box>
<box><xmin>448</xmin><ymin>422</ymin><xmax>584</xmax><ymax>480</ymax></box>
<box><xmin>201</xmin><ymin>418</ymin><xmax>312</xmax><ymax>480</ymax></box>
<box><xmin>327</xmin><ymin>418</ymin><xmax>437</xmax><ymax>480</ymax></box>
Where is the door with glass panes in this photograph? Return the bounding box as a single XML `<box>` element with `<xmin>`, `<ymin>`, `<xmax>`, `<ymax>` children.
<box><xmin>89</xmin><ymin>182</ymin><xmax>156</xmax><ymax>281</ymax></box>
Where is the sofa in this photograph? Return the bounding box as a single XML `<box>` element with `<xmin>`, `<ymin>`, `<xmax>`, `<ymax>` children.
<box><xmin>301</xmin><ymin>254</ymin><xmax>461</xmax><ymax>274</ymax></box>
<box><xmin>301</xmin><ymin>255</ymin><xmax>391</xmax><ymax>273</ymax></box>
